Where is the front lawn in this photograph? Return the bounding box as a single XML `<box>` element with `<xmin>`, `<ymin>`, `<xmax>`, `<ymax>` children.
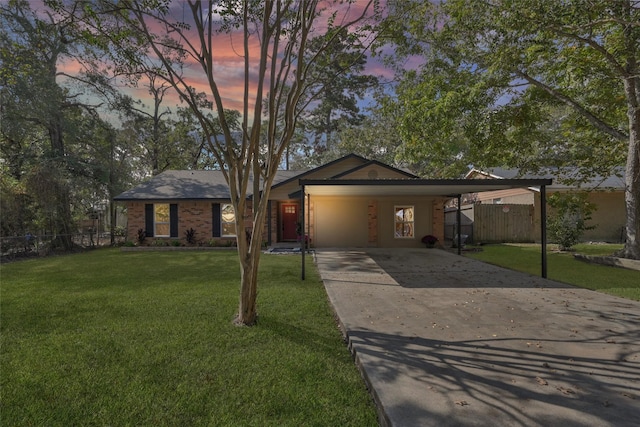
<box><xmin>465</xmin><ymin>243</ymin><xmax>640</xmax><ymax>301</ymax></box>
<box><xmin>0</xmin><ymin>249</ymin><xmax>377</xmax><ymax>426</ymax></box>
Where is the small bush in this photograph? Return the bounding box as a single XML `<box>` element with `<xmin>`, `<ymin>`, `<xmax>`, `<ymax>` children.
<box><xmin>547</xmin><ymin>192</ymin><xmax>596</xmax><ymax>251</ymax></box>
<box><xmin>113</xmin><ymin>226</ymin><xmax>127</xmax><ymax>237</ymax></box>
<box><xmin>136</xmin><ymin>229</ymin><xmax>146</xmax><ymax>245</ymax></box>
<box><xmin>421</xmin><ymin>235</ymin><xmax>438</xmax><ymax>247</ymax></box>
<box><xmin>185</xmin><ymin>228</ymin><xmax>197</xmax><ymax>245</ymax></box>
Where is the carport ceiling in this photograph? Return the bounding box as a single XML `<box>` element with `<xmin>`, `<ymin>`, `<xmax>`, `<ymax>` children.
<box><xmin>299</xmin><ymin>178</ymin><xmax>552</xmax><ymax>197</ymax></box>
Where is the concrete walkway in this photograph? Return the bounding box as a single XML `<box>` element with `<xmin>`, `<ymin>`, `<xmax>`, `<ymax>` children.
<box><xmin>315</xmin><ymin>248</ymin><xmax>640</xmax><ymax>427</ymax></box>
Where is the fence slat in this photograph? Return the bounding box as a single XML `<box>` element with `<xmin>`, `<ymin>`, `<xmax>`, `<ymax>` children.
<box><xmin>474</xmin><ymin>204</ymin><xmax>535</xmax><ymax>243</ymax></box>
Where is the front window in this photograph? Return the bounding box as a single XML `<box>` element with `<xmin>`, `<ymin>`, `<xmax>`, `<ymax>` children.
<box><xmin>155</xmin><ymin>204</ymin><xmax>170</xmax><ymax>237</ymax></box>
<box><xmin>221</xmin><ymin>203</ymin><xmax>236</xmax><ymax>237</ymax></box>
<box><xmin>394</xmin><ymin>206</ymin><xmax>414</xmax><ymax>238</ymax></box>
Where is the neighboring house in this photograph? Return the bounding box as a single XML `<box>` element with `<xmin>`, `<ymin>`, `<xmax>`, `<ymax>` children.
<box><xmin>114</xmin><ymin>154</ymin><xmax>551</xmax><ymax>248</ymax></box>
<box><xmin>460</xmin><ymin>167</ymin><xmax>626</xmax><ymax>243</ymax></box>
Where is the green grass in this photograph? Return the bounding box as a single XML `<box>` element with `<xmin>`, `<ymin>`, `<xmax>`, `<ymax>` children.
<box><xmin>465</xmin><ymin>243</ymin><xmax>640</xmax><ymax>301</ymax></box>
<box><xmin>0</xmin><ymin>249</ymin><xmax>378</xmax><ymax>426</ymax></box>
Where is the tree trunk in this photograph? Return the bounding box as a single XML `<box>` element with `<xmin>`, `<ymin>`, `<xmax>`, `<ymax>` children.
<box><xmin>49</xmin><ymin>120</ymin><xmax>74</xmax><ymax>251</ymax></box>
<box><xmin>232</xmin><ymin>163</ymin><xmax>279</xmax><ymax>326</ymax></box>
<box><xmin>52</xmin><ymin>185</ymin><xmax>74</xmax><ymax>250</ymax></box>
<box><xmin>621</xmin><ymin>78</ymin><xmax>640</xmax><ymax>259</ymax></box>
<box><xmin>234</xmin><ymin>196</ymin><xmax>268</xmax><ymax>326</ymax></box>
<box><xmin>620</xmin><ymin>11</ymin><xmax>640</xmax><ymax>260</ymax></box>
<box><xmin>236</xmin><ymin>251</ymin><xmax>260</xmax><ymax>326</ymax></box>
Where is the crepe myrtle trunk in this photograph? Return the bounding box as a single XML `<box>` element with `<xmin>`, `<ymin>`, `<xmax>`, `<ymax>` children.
<box><xmin>236</xmin><ymin>251</ymin><xmax>260</xmax><ymax>326</ymax></box>
<box><xmin>234</xmin><ymin>196</ymin><xmax>269</xmax><ymax>326</ymax></box>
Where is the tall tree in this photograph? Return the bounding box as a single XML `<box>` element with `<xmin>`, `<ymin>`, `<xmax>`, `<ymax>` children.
<box><xmin>299</xmin><ymin>27</ymin><xmax>378</xmax><ymax>162</ymax></box>
<box><xmin>56</xmin><ymin>0</ymin><xmax>379</xmax><ymax>325</ymax></box>
<box><xmin>1</xmin><ymin>0</ymin><xmax>135</xmax><ymax>248</ymax></box>
<box><xmin>383</xmin><ymin>0</ymin><xmax>640</xmax><ymax>259</ymax></box>
<box><xmin>1</xmin><ymin>0</ymin><xmax>75</xmax><ymax>247</ymax></box>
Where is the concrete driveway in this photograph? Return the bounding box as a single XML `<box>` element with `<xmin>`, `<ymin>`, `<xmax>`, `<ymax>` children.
<box><xmin>315</xmin><ymin>248</ymin><xmax>640</xmax><ymax>427</ymax></box>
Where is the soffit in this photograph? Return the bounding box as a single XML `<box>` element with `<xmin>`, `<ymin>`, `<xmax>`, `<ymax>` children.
<box><xmin>299</xmin><ymin>179</ymin><xmax>552</xmax><ymax>197</ymax></box>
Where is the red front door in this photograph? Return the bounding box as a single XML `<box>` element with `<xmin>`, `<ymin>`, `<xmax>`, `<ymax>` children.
<box><xmin>281</xmin><ymin>203</ymin><xmax>299</xmax><ymax>241</ymax></box>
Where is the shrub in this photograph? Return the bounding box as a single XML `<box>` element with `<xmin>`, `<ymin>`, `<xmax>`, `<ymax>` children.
<box><xmin>185</xmin><ymin>228</ymin><xmax>197</xmax><ymax>244</ymax></box>
<box><xmin>421</xmin><ymin>235</ymin><xmax>438</xmax><ymax>246</ymax></box>
<box><xmin>547</xmin><ymin>192</ymin><xmax>596</xmax><ymax>251</ymax></box>
<box><xmin>136</xmin><ymin>229</ymin><xmax>146</xmax><ymax>245</ymax></box>
<box><xmin>113</xmin><ymin>226</ymin><xmax>127</xmax><ymax>237</ymax></box>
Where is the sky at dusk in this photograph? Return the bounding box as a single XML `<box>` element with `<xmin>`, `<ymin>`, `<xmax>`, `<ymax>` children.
<box><xmin>44</xmin><ymin>0</ymin><xmax>401</xmax><ymax>125</ymax></box>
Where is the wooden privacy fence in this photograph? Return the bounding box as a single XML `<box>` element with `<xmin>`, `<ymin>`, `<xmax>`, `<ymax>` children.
<box><xmin>474</xmin><ymin>204</ymin><xmax>536</xmax><ymax>243</ymax></box>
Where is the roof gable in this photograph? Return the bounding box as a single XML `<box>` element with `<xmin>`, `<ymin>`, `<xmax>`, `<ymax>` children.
<box><xmin>271</xmin><ymin>153</ymin><xmax>369</xmax><ymax>190</ymax></box>
<box><xmin>331</xmin><ymin>160</ymin><xmax>418</xmax><ymax>179</ymax></box>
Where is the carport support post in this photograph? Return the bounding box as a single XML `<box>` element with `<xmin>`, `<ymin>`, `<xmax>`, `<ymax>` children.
<box><xmin>456</xmin><ymin>195</ymin><xmax>462</xmax><ymax>256</ymax></box>
<box><xmin>541</xmin><ymin>185</ymin><xmax>548</xmax><ymax>278</ymax></box>
<box><xmin>301</xmin><ymin>184</ymin><xmax>305</xmax><ymax>280</ymax></box>
<box><xmin>267</xmin><ymin>200</ymin><xmax>272</xmax><ymax>246</ymax></box>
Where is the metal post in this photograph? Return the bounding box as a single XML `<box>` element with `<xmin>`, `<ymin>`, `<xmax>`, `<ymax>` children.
<box><xmin>457</xmin><ymin>195</ymin><xmax>462</xmax><ymax>255</ymax></box>
<box><xmin>301</xmin><ymin>184</ymin><xmax>305</xmax><ymax>280</ymax></box>
<box><xmin>267</xmin><ymin>200</ymin><xmax>272</xmax><ymax>246</ymax></box>
<box><xmin>541</xmin><ymin>185</ymin><xmax>548</xmax><ymax>278</ymax></box>
<box><xmin>307</xmin><ymin>194</ymin><xmax>311</xmax><ymax>251</ymax></box>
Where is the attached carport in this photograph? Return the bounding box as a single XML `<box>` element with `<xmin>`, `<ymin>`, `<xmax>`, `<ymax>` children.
<box><xmin>297</xmin><ymin>178</ymin><xmax>552</xmax><ymax>279</ymax></box>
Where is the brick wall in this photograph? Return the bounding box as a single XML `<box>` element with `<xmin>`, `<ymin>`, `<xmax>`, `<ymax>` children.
<box><xmin>368</xmin><ymin>199</ymin><xmax>378</xmax><ymax>246</ymax></box>
<box><xmin>124</xmin><ymin>201</ymin><xmax>232</xmax><ymax>245</ymax></box>
<box><xmin>180</xmin><ymin>201</ymin><xmax>213</xmax><ymax>243</ymax></box>
<box><xmin>125</xmin><ymin>202</ymin><xmax>145</xmax><ymax>239</ymax></box>
<box><xmin>432</xmin><ymin>198</ymin><xmax>446</xmax><ymax>243</ymax></box>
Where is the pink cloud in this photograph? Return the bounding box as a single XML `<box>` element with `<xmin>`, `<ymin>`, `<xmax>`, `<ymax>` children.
<box><xmin>50</xmin><ymin>1</ymin><xmax>389</xmax><ymax>123</ymax></box>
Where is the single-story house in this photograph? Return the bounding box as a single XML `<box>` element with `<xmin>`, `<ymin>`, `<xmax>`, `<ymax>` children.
<box><xmin>460</xmin><ymin>167</ymin><xmax>626</xmax><ymax>243</ymax></box>
<box><xmin>114</xmin><ymin>154</ymin><xmax>553</xmax><ymax>250</ymax></box>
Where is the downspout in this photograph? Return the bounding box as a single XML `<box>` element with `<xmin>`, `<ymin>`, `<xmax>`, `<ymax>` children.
<box><xmin>301</xmin><ymin>184</ymin><xmax>306</xmax><ymax>280</ymax></box>
<box><xmin>541</xmin><ymin>185</ymin><xmax>548</xmax><ymax>278</ymax></box>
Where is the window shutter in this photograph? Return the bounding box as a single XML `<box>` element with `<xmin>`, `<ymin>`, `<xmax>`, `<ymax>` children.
<box><xmin>212</xmin><ymin>203</ymin><xmax>221</xmax><ymax>237</ymax></box>
<box><xmin>170</xmin><ymin>204</ymin><xmax>179</xmax><ymax>237</ymax></box>
<box><xmin>145</xmin><ymin>204</ymin><xmax>154</xmax><ymax>237</ymax></box>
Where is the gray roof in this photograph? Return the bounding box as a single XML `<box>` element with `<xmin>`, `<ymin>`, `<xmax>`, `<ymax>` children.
<box><xmin>471</xmin><ymin>167</ymin><xmax>626</xmax><ymax>190</ymax></box>
<box><xmin>114</xmin><ymin>169</ymin><xmax>303</xmax><ymax>201</ymax></box>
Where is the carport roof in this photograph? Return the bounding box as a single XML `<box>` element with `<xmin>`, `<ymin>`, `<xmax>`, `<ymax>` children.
<box><xmin>297</xmin><ymin>178</ymin><xmax>552</xmax><ymax>197</ymax></box>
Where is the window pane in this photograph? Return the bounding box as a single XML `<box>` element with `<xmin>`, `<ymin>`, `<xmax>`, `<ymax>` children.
<box><xmin>405</xmin><ymin>207</ymin><xmax>414</xmax><ymax>221</ymax></box>
<box><xmin>156</xmin><ymin>223</ymin><xmax>170</xmax><ymax>236</ymax></box>
<box><xmin>155</xmin><ymin>204</ymin><xmax>169</xmax><ymax>222</ymax></box>
<box><xmin>222</xmin><ymin>204</ymin><xmax>235</xmax><ymax>222</ymax></box>
<box><xmin>222</xmin><ymin>223</ymin><xmax>236</xmax><ymax>236</ymax></box>
<box><xmin>221</xmin><ymin>204</ymin><xmax>236</xmax><ymax>236</ymax></box>
<box><xmin>395</xmin><ymin>207</ymin><xmax>405</xmax><ymax>220</ymax></box>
